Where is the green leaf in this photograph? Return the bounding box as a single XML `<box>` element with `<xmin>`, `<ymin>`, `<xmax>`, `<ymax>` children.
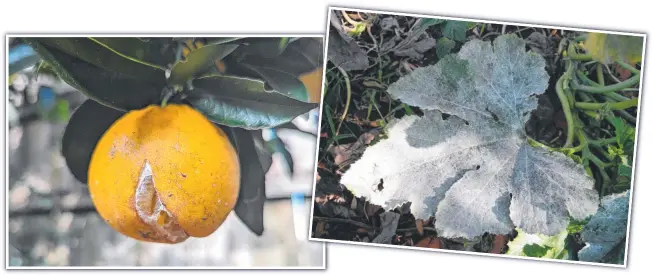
<box><xmin>205</xmin><ymin>37</ymin><xmax>245</xmax><ymax>44</ymax></box>
<box><xmin>442</xmin><ymin>20</ymin><xmax>469</xmax><ymax>42</ymax></box>
<box><xmin>168</xmin><ymin>43</ymin><xmax>239</xmax><ymax>84</ymax></box>
<box><xmin>35</xmin><ymin>38</ymin><xmax>165</xmax><ymax>79</ymax></box>
<box><xmin>507</xmin><ymin>228</ymin><xmax>569</xmax><ymax>259</ymax></box>
<box><xmin>618</xmin><ymin>164</ymin><xmax>632</xmax><ymax>177</ymax></box>
<box><xmin>584</xmin><ymin>33</ymin><xmax>644</xmax><ymax>64</ymax></box>
<box><xmin>89</xmin><ymin>37</ymin><xmax>177</xmax><ymax>68</ymax></box>
<box><xmin>236</xmin><ymin>37</ymin><xmax>323</xmax><ymax>77</ymax></box>
<box><xmin>348</xmin><ymin>23</ymin><xmax>367</xmax><ymax>36</ymax></box>
<box><xmin>411</xmin><ymin>18</ymin><xmax>445</xmax><ymax>33</ymax></box>
<box><xmin>186</xmin><ymin>75</ymin><xmax>317</xmax><ymax>129</ymax></box>
<box><xmin>241</xmin><ymin>64</ymin><xmax>310</xmax><ymax>102</ymax></box>
<box><xmin>24</xmin><ymin>39</ymin><xmax>167</xmax><ymax>111</ymax></box>
<box><xmin>436</xmin><ymin>37</ymin><xmax>456</xmax><ymax>59</ymax></box>
<box><xmin>61</xmin><ymin>100</ymin><xmax>125</xmax><ymax>183</ymax></box>
<box><xmin>567</xmin><ymin>217</ymin><xmax>589</xmax><ymax>234</ymax></box>
<box><xmin>579</xmin><ymin>191</ymin><xmax>630</xmax><ymax>263</ymax></box>
<box><xmin>232</xmin><ymin>37</ymin><xmax>291</xmax><ymax>58</ymax></box>
<box><xmin>522</xmin><ymin>244</ymin><xmax>552</xmax><ymax>257</ymax></box>
<box><xmin>219</xmin><ymin>125</ymin><xmax>266</xmax><ymax>235</ymax></box>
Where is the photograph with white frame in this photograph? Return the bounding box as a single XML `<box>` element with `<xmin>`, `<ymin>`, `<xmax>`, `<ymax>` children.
<box><xmin>6</xmin><ymin>34</ymin><xmax>326</xmax><ymax>268</ymax></box>
<box><xmin>309</xmin><ymin>6</ymin><xmax>645</xmax><ymax>268</ymax></box>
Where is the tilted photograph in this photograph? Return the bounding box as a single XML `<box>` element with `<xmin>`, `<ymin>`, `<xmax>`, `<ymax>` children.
<box><xmin>7</xmin><ymin>35</ymin><xmax>325</xmax><ymax>268</ymax></box>
<box><xmin>310</xmin><ymin>7</ymin><xmax>645</xmax><ymax>267</ymax></box>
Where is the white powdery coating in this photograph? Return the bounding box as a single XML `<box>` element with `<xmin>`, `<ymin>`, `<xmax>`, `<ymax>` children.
<box><xmin>578</xmin><ymin>190</ymin><xmax>630</xmax><ymax>263</ymax></box>
<box><xmin>341</xmin><ymin>34</ymin><xmax>599</xmax><ymax>239</ymax></box>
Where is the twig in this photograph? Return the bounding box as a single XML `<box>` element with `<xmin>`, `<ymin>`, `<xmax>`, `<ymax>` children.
<box><xmin>335</xmin><ymin>66</ymin><xmax>352</xmax><ymax>136</ymax></box>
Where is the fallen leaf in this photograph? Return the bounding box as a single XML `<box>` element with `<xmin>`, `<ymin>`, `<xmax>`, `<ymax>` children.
<box><xmin>615</xmin><ymin>64</ymin><xmax>633</xmax><ymax>81</ymax></box>
<box><xmin>416</xmin><ymin>219</ymin><xmax>424</xmax><ymax>235</ymax></box>
<box><xmin>372</xmin><ymin>212</ymin><xmax>401</xmax><ymax>244</ymax></box>
<box><xmin>415</xmin><ymin>236</ymin><xmax>442</xmax><ymax>248</ymax></box>
<box><xmin>490</xmin><ymin>234</ymin><xmax>507</xmax><ymax>254</ymax></box>
<box><xmin>364</xmin><ymin>200</ymin><xmax>383</xmax><ymax>218</ymax></box>
<box><xmin>315</xmin><ymin>221</ymin><xmax>326</xmax><ymax>238</ymax></box>
<box><xmin>327</xmin><ymin>11</ymin><xmax>370</xmax><ymax>71</ymax></box>
<box><xmin>328</xmin><ymin>129</ymin><xmax>382</xmax><ymax>165</ymax></box>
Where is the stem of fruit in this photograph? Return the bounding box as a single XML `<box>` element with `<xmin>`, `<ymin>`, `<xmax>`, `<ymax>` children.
<box><xmin>160</xmin><ymin>87</ymin><xmax>177</xmax><ymax>108</ymax></box>
<box><xmin>556</xmin><ymin>62</ymin><xmax>575</xmax><ymax>148</ymax></box>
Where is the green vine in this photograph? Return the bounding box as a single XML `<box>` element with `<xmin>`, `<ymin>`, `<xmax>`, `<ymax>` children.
<box><xmin>550</xmin><ymin>39</ymin><xmax>640</xmax><ymax>197</ymax></box>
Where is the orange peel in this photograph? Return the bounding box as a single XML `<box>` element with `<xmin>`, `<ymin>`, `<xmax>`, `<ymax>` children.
<box><xmin>88</xmin><ymin>104</ymin><xmax>240</xmax><ymax>244</ymax></box>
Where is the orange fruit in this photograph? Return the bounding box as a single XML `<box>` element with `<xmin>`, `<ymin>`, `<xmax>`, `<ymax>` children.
<box><xmin>87</xmin><ymin>104</ymin><xmax>240</xmax><ymax>244</ymax></box>
<box><xmin>298</xmin><ymin>67</ymin><xmax>324</xmax><ymax>103</ymax></box>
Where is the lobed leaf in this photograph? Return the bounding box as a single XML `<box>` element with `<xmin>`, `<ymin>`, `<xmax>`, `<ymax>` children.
<box><xmin>340</xmin><ymin>34</ymin><xmax>599</xmax><ymax>239</ymax></box>
<box><xmin>578</xmin><ymin>190</ymin><xmax>630</xmax><ymax>263</ymax></box>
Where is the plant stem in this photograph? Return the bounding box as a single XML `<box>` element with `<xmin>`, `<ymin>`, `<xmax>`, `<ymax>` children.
<box><xmin>571</xmin><ymin>74</ymin><xmax>640</xmax><ymax>94</ymax></box>
<box><xmin>575</xmin><ymin>98</ymin><xmax>638</xmax><ymax>111</ymax></box>
<box><xmin>587</xmin><ymin>137</ymin><xmax>618</xmax><ymax>146</ymax></box>
<box><xmin>616</xmin><ymin>60</ymin><xmax>640</xmax><ymax>74</ymax></box>
<box><xmin>596</xmin><ymin>65</ymin><xmax>605</xmax><ymax>86</ymax></box>
<box><xmin>556</xmin><ymin>63</ymin><xmax>575</xmax><ymax>148</ymax></box>
<box><xmin>160</xmin><ymin>87</ymin><xmax>175</xmax><ymax>108</ymax></box>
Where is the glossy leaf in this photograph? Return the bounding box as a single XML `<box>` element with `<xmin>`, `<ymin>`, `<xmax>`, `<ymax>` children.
<box><xmin>205</xmin><ymin>37</ymin><xmax>245</xmax><ymax>44</ymax></box>
<box><xmin>61</xmin><ymin>100</ymin><xmax>125</xmax><ymax>183</ymax></box>
<box><xmin>219</xmin><ymin>125</ymin><xmax>266</xmax><ymax>236</ymax></box>
<box><xmin>35</xmin><ymin>38</ymin><xmax>165</xmax><ymax>79</ymax></box>
<box><xmin>186</xmin><ymin>75</ymin><xmax>317</xmax><ymax>129</ymax></box>
<box><xmin>222</xmin><ymin>37</ymin><xmax>324</xmax><ymax>103</ymax></box>
<box><xmin>251</xmin><ymin>130</ymin><xmax>274</xmax><ymax>173</ymax></box>
<box><xmin>24</xmin><ymin>39</ymin><xmax>167</xmax><ymax>111</ymax></box>
<box><xmin>90</xmin><ymin>37</ymin><xmax>177</xmax><ymax>68</ymax></box>
<box><xmin>237</xmin><ymin>37</ymin><xmax>323</xmax><ymax>77</ymax></box>
<box><xmin>168</xmin><ymin>43</ymin><xmax>239</xmax><ymax>84</ymax></box>
<box><xmin>241</xmin><ymin>64</ymin><xmax>310</xmax><ymax>102</ymax></box>
<box><xmin>232</xmin><ymin>37</ymin><xmax>291</xmax><ymax>58</ymax></box>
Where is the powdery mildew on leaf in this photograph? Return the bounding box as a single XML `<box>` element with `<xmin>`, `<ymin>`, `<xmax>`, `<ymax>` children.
<box><xmin>340</xmin><ymin>34</ymin><xmax>599</xmax><ymax>239</ymax></box>
<box><xmin>578</xmin><ymin>190</ymin><xmax>630</xmax><ymax>263</ymax></box>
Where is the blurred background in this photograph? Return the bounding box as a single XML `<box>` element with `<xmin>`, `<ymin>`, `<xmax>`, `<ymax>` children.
<box><xmin>7</xmin><ymin>39</ymin><xmax>324</xmax><ymax>267</ymax></box>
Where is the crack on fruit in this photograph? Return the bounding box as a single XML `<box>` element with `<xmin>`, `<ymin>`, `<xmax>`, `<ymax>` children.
<box><xmin>135</xmin><ymin>160</ymin><xmax>189</xmax><ymax>243</ymax></box>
